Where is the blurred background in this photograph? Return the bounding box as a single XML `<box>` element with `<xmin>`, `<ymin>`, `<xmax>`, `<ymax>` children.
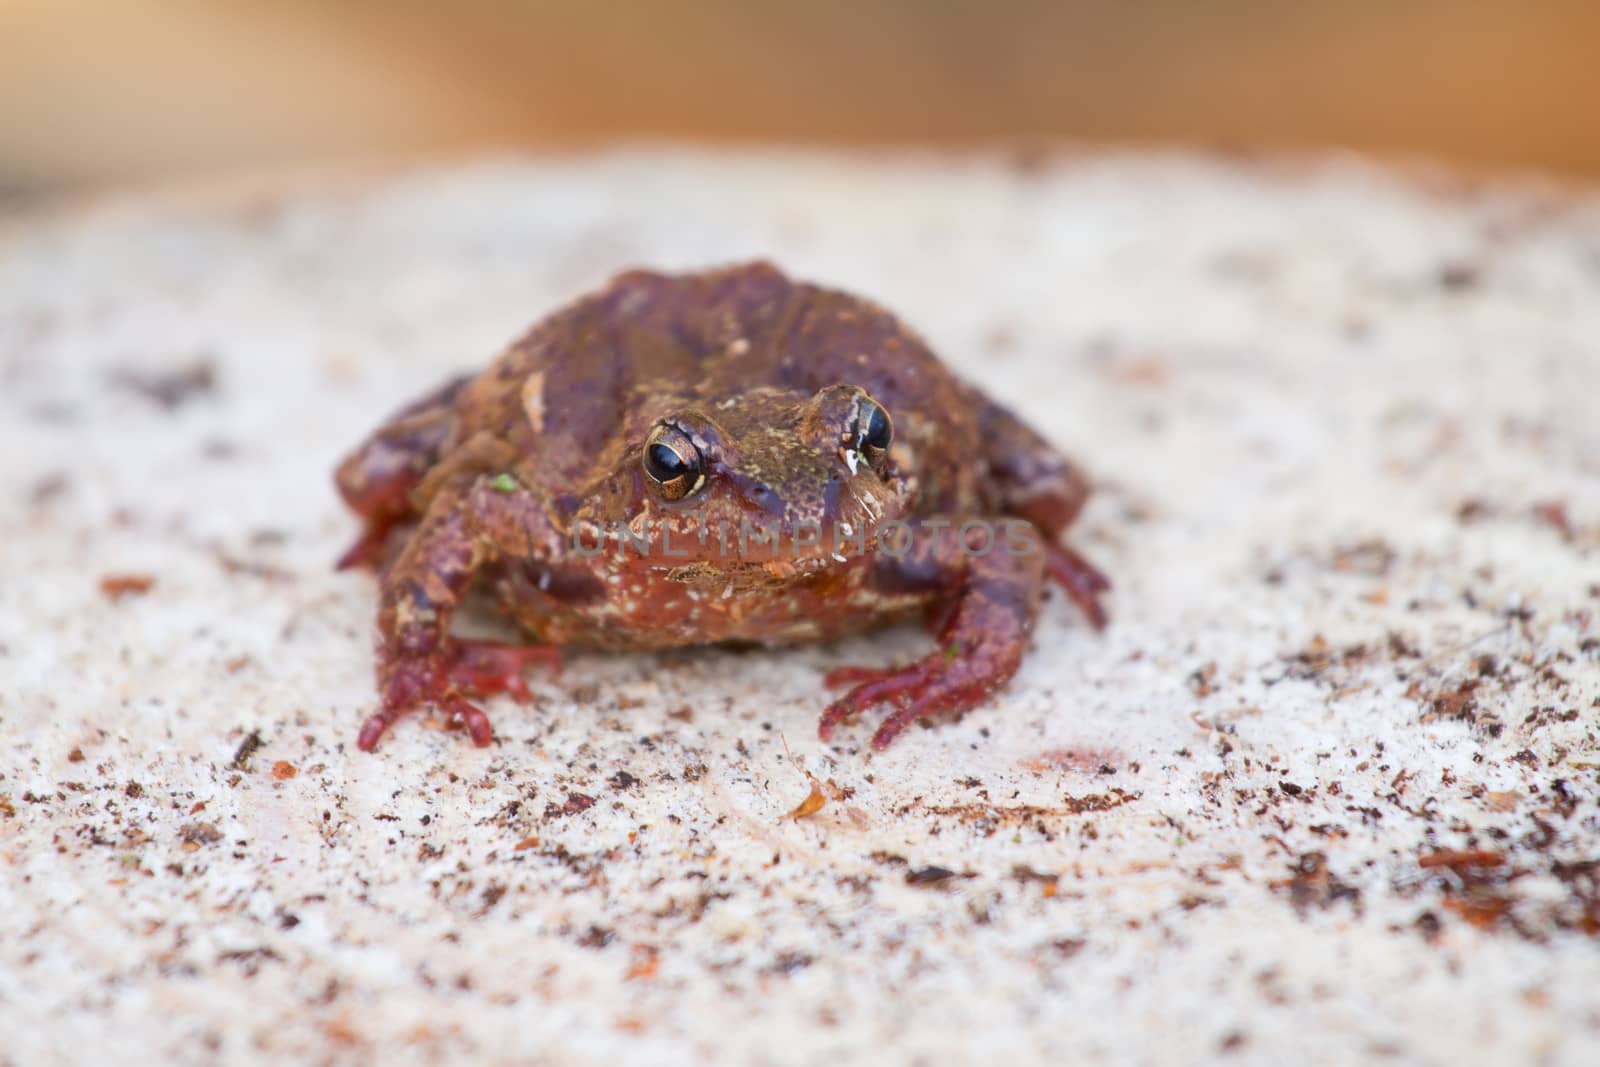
<box><xmin>3</xmin><ymin>0</ymin><xmax>1599</xmax><ymax>193</ymax></box>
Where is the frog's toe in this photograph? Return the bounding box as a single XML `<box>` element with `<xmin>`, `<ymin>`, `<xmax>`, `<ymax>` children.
<box><xmin>442</xmin><ymin>695</ymin><xmax>495</xmax><ymax>747</ymax></box>
<box><xmin>359</xmin><ymin>641</ymin><xmax>557</xmax><ymax>751</ymax></box>
<box><xmin>822</xmin><ymin>663</ymin><xmax>917</xmax><ymax>689</ymax></box>
<box><xmin>359</xmin><ymin>654</ymin><xmax>445</xmax><ymax>750</ymax></box>
<box><xmin>1045</xmin><ymin>542</ymin><xmax>1110</xmax><ymax>630</ymax></box>
<box><xmin>821</xmin><ymin>654</ymin><xmax>1004</xmax><ymax>748</ymax></box>
<box><xmin>867</xmin><ymin>674</ymin><xmax>996</xmax><ymax>749</ymax></box>
<box><xmin>819</xmin><ymin>638</ymin><xmax>1023</xmax><ymax>749</ymax></box>
<box><xmin>818</xmin><ymin>657</ymin><xmax>999</xmax><ymax>749</ymax></box>
<box><xmin>357</xmin><ymin>709</ymin><xmax>400</xmax><ymax>752</ymax></box>
<box><xmin>358</xmin><ymin>693</ymin><xmax>494</xmax><ymax>751</ymax></box>
<box><xmin>336</xmin><ymin>524</ymin><xmax>390</xmax><ymax>571</ymax></box>
<box><xmin>818</xmin><ymin>661</ymin><xmax>935</xmax><ymax>740</ymax></box>
<box><xmin>447</xmin><ymin>641</ymin><xmax>562</xmax><ymax>703</ymax></box>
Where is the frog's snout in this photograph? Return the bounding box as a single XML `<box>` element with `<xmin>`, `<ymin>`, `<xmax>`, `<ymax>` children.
<box><xmin>719</xmin><ymin>468</ymin><xmax>789</xmax><ymax>521</ymax></box>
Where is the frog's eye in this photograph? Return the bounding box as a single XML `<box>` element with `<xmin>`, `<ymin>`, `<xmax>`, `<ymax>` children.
<box><xmin>643</xmin><ymin>424</ymin><xmax>705</xmax><ymax>500</ymax></box>
<box><xmin>850</xmin><ymin>397</ymin><xmax>893</xmax><ymax>457</ymax></box>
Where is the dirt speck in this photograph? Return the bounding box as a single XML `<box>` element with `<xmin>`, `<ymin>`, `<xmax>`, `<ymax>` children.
<box><xmin>1272</xmin><ymin>852</ymin><xmax>1362</xmax><ymax>915</ymax></box>
<box><xmin>229</xmin><ymin>731</ymin><xmax>265</xmax><ymax>771</ymax></box>
<box><xmin>179</xmin><ymin>823</ymin><xmax>223</xmax><ymax>850</ymax></box>
<box><xmin>110</xmin><ymin>358</ymin><xmax>217</xmax><ymax>410</ymax></box>
<box><xmin>904</xmin><ymin>866</ymin><xmax>972</xmax><ymax>887</ymax></box>
<box><xmin>1419</xmin><ymin>849</ymin><xmax>1505</xmax><ymax>871</ymax></box>
<box><xmin>99</xmin><ymin>574</ymin><xmax>155</xmax><ymax>601</ymax></box>
<box><xmin>1020</xmin><ymin>748</ymin><xmax>1123</xmax><ymax>774</ymax></box>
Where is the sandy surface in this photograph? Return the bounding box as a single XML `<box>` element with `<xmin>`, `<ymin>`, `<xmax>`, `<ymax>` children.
<box><xmin>2</xmin><ymin>150</ymin><xmax>1598</xmax><ymax>1066</ymax></box>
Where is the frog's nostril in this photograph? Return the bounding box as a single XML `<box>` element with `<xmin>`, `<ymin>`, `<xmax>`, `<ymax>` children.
<box><xmin>739</xmin><ymin>480</ymin><xmax>786</xmax><ymax>518</ymax></box>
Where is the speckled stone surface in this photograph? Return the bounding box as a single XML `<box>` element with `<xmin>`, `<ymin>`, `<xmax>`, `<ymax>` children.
<box><xmin>2</xmin><ymin>150</ymin><xmax>1598</xmax><ymax>1067</ymax></box>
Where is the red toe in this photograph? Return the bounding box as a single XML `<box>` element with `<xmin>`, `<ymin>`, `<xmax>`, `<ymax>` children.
<box><xmin>357</xmin><ymin>711</ymin><xmax>394</xmax><ymax>752</ymax></box>
<box><xmin>336</xmin><ymin>523</ymin><xmax>395</xmax><ymax>572</ymax></box>
<box><xmin>869</xmin><ymin>678</ymin><xmax>989</xmax><ymax>749</ymax></box>
<box><xmin>445</xmin><ymin>697</ymin><xmax>495</xmax><ymax>747</ymax></box>
<box><xmin>823</xmin><ymin>664</ymin><xmax>901</xmax><ymax>689</ymax></box>
<box><xmin>448</xmin><ymin>641</ymin><xmax>562</xmax><ymax>702</ymax></box>
<box><xmin>1046</xmin><ymin>543</ymin><xmax>1110</xmax><ymax>629</ymax></box>
<box><xmin>362</xmin><ymin>641</ymin><xmax>558</xmax><ymax>750</ymax></box>
<box><xmin>817</xmin><ymin>663</ymin><xmax>932</xmax><ymax>740</ymax></box>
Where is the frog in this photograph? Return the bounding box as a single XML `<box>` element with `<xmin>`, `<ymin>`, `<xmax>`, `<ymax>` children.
<box><xmin>334</xmin><ymin>261</ymin><xmax>1109</xmax><ymax>752</ymax></box>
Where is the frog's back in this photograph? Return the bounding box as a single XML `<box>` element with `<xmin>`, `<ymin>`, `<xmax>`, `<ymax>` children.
<box><xmin>449</xmin><ymin>262</ymin><xmax>981</xmax><ymax>511</ymax></box>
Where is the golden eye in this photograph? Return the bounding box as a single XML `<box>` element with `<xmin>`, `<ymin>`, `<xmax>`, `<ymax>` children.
<box><xmin>643</xmin><ymin>424</ymin><xmax>705</xmax><ymax>500</ymax></box>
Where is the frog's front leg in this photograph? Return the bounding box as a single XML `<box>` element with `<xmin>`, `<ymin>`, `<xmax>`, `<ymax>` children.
<box><xmin>333</xmin><ymin>374</ymin><xmax>470</xmax><ymax>571</ymax></box>
<box><xmin>970</xmin><ymin>390</ymin><xmax>1110</xmax><ymax>627</ymax></box>
<box><xmin>818</xmin><ymin>516</ymin><xmax>1046</xmax><ymax>749</ymax></box>
<box><xmin>359</xmin><ymin>474</ymin><xmax>562</xmax><ymax>751</ymax></box>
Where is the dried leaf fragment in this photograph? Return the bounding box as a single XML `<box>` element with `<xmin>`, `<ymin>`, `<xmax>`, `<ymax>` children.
<box><xmin>1419</xmin><ymin>849</ymin><xmax>1505</xmax><ymax>870</ymax></box>
<box><xmin>100</xmin><ymin>574</ymin><xmax>155</xmax><ymax>601</ymax></box>
<box><xmin>786</xmin><ymin>781</ymin><xmax>828</xmax><ymax>820</ymax></box>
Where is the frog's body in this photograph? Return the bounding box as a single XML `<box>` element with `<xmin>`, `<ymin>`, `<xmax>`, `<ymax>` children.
<box><xmin>336</xmin><ymin>262</ymin><xmax>1107</xmax><ymax>750</ymax></box>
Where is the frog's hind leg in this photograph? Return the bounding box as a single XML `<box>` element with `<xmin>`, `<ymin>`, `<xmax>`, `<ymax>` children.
<box><xmin>970</xmin><ymin>390</ymin><xmax>1110</xmax><ymax>628</ymax></box>
<box><xmin>334</xmin><ymin>374</ymin><xmax>472</xmax><ymax>570</ymax></box>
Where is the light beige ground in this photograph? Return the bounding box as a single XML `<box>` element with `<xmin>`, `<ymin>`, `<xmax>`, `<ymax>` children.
<box><xmin>1</xmin><ymin>150</ymin><xmax>1597</xmax><ymax>1067</ymax></box>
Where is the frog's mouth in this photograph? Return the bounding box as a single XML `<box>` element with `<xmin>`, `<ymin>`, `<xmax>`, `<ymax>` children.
<box><xmin>660</xmin><ymin>538</ymin><xmax>868</xmax><ymax>595</ymax></box>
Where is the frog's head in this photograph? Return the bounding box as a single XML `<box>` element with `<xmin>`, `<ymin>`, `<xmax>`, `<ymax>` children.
<box><xmin>616</xmin><ymin>384</ymin><xmax>914</xmax><ymax>577</ymax></box>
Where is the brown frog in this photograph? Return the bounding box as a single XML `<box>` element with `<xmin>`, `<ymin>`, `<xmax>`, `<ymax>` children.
<box><xmin>335</xmin><ymin>262</ymin><xmax>1109</xmax><ymax>751</ymax></box>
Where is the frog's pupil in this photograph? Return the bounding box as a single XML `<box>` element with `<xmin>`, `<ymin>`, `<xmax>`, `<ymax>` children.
<box><xmin>862</xmin><ymin>404</ymin><xmax>891</xmax><ymax>450</ymax></box>
<box><xmin>647</xmin><ymin>442</ymin><xmax>691</xmax><ymax>481</ymax></box>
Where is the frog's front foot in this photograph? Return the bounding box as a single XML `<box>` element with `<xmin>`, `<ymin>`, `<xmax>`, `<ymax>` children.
<box><xmin>818</xmin><ymin>643</ymin><xmax>1017</xmax><ymax>750</ymax></box>
<box><xmin>358</xmin><ymin>640</ymin><xmax>561</xmax><ymax>751</ymax></box>
<box><xmin>817</xmin><ymin>516</ymin><xmax>1049</xmax><ymax>749</ymax></box>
